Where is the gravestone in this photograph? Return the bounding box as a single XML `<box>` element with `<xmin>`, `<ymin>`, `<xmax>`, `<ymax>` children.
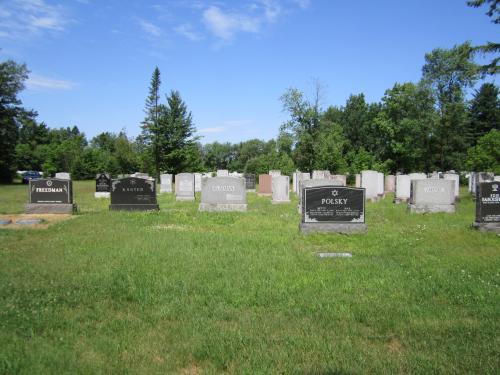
<box><xmin>330</xmin><ymin>174</ymin><xmax>347</xmax><ymax>186</ymax></box>
<box><xmin>408</xmin><ymin>173</ymin><xmax>427</xmax><ymax>181</ymax></box>
<box><xmin>95</xmin><ymin>173</ymin><xmax>111</xmax><ymax>198</ymax></box>
<box><xmin>361</xmin><ymin>170</ymin><xmax>379</xmax><ymax>201</ymax></box>
<box><xmin>217</xmin><ymin>170</ymin><xmax>229</xmax><ymax>177</ymax></box>
<box><xmin>444</xmin><ymin>172</ymin><xmax>460</xmax><ymax>200</ymax></box>
<box><xmin>109</xmin><ymin>177</ymin><xmax>158</xmax><ymax>211</ymax></box>
<box><xmin>409</xmin><ymin>179</ymin><xmax>455</xmax><ymax>213</ymax></box>
<box><xmin>160</xmin><ymin>174</ymin><xmax>173</xmax><ymax>193</ymax></box>
<box><xmin>292</xmin><ymin>172</ymin><xmax>297</xmax><ymax>193</ymax></box>
<box><xmin>244</xmin><ymin>173</ymin><xmax>256</xmax><ymax>192</ymax></box>
<box><xmin>175</xmin><ymin>173</ymin><xmax>195</xmax><ymax>201</ymax></box>
<box><xmin>377</xmin><ymin>172</ymin><xmax>385</xmax><ymax>197</ymax></box>
<box><xmin>272</xmin><ymin>175</ymin><xmax>290</xmax><ymax>204</ymax></box>
<box><xmin>394</xmin><ymin>174</ymin><xmax>411</xmax><ymax>203</ymax></box>
<box><xmin>258</xmin><ymin>174</ymin><xmax>272</xmax><ymax>196</ymax></box>
<box><xmin>269</xmin><ymin>170</ymin><xmax>281</xmax><ymax>177</ymax></box>
<box><xmin>26</xmin><ymin>178</ymin><xmax>76</xmax><ymax>214</ymax></box>
<box><xmin>199</xmin><ymin>177</ymin><xmax>247</xmax><ymax>212</ymax></box>
<box><xmin>194</xmin><ymin>173</ymin><xmax>202</xmax><ymax>192</ymax></box>
<box><xmin>295</xmin><ymin>172</ymin><xmax>311</xmax><ymax>194</ymax></box>
<box><xmin>385</xmin><ymin>175</ymin><xmax>395</xmax><ymax>192</ymax></box>
<box><xmin>131</xmin><ymin>172</ymin><xmax>149</xmax><ymax>179</ymax></box>
<box><xmin>300</xmin><ymin>186</ymin><xmax>367</xmax><ymax>234</ymax></box>
<box><xmin>472</xmin><ymin>182</ymin><xmax>500</xmax><ymax>233</ymax></box>
<box><xmin>355</xmin><ymin>174</ymin><xmax>361</xmax><ymax>188</ymax></box>
<box><xmin>312</xmin><ymin>170</ymin><xmax>330</xmax><ymax>180</ymax></box>
<box><xmin>55</xmin><ymin>172</ymin><xmax>70</xmax><ymax>180</ymax></box>
<box><xmin>495</xmin><ymin>176</ymin><xmax>500</xmax><ymax>182</ymax></box>
<box><xmin>298</xmin><ymin>179</ymin><xmax>344</xmax><ymax>213</ymax></box>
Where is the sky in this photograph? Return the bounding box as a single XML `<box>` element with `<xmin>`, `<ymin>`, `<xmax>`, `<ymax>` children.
<box><xmin>0</xmin><ymin>0</ymin><xmax>498</xmax><ymax>144</ymax></box>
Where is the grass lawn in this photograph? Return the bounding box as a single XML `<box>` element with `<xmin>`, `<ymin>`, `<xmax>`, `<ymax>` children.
<box><xmin>0</xmin><ymin>181</ymin><xmax>499</xmax><ymax>374</ymax></box>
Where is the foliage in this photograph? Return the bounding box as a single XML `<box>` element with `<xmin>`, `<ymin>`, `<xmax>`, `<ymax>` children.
<box><xmin>466</xmin><ymin>129</ymin><xmax>500</xmax><ymax>173</ymax></box>
<box><xmin>468</xmin><ymin>82</ymin><xmax>500</xmax><ymax>142</ymax></box>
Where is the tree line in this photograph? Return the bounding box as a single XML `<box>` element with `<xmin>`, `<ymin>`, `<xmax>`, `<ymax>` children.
<box><xmin>0</xmin><ymin>3</ymin><xmax>498</xmax><ymax>183</ymax></box>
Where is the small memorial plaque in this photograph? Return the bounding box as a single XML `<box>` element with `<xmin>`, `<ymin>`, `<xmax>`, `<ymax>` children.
<box><xmin>109</xmin><ymin>177</ymin><xmax>159</xmax><ymax>211</ymax></box>
<box><xmin>300</xmin><ymin>186</ymin><xmax>366</xmax><ymax>234</ymax></box>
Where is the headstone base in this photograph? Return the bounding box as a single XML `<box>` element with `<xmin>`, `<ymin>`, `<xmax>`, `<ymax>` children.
<box><xmin>393</xmin><ymin>198</ymin><xmax>409</xmax><ymax>204</ymax></box>
<box><xmin>25</xmin><ymin>203</ymin><xmax>76</xmax><ymax>214</ymax></box>
<box><xmin>408</xmin><ymin>204</ymin><xmax>456</xmax><ymax>214</ymax></box>
<box><xmin>109</xmin><ymin>204</ymin><xmax>159</xmax><ymax>211</ymax></box>
<box><xmin>176</xmin><ymin>196</ymin><xmax>195</xmax><ymax>201</ymax></box>
<box><xmin>272</xmin><ymin>200</ymin><xmax>291</xmax><ymax>204</ymax></box>
<box><xmin>94</xmin><ymin>192</ymin><xmax>110</xmax><ymax>198</ymax></box>
<box><xmin>300</xmin><ymin>222</ymin><xmax>367</xmax><ymax>234</ymax></box>
<box><xmin>198</xmin><ymin>203</ymin><xmax>247</xmax><ymax>212</ymax></box>
<box><xmin>472</xmin><ymin>222</ymin><xmax>500</xmax><ymax>234</ymax></box>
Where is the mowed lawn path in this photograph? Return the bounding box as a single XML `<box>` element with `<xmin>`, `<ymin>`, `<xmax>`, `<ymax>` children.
<box><xmin>0</xmin><ymin>181</ymin><xmax>499</xmax><ymax>374</ymax></box>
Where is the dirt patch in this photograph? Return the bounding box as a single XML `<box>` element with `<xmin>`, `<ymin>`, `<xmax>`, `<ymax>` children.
<box><xmin>387</xmin><ymin>337</ymin><xmax>404</xmax><ymax>354</ymax></box>
<box><xmin>180</xmin><ymin>364</ymin><xmax>201</xmax><ymax>375</ymax></box>
<box><xmin>0</xmin><ymin>214</ymin><xmax>76</xmax><ymax>230</ymax></box>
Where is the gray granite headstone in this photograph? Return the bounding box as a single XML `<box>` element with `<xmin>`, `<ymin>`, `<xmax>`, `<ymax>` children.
<box><xmin>160</xmin><ymin>174</ymin><xmax>173</xmax><ymax>193</ymax></box>
<box><xmin>55</xmin><ymin>172</ymin><xmax>70</xmax><ymax>180</ymax></box>
<box><xmin>361</xmin><ymin>170</ymin><xmax>379</xmax><ymax>201</ymax></box>
<box><xmin>175</xmin><ymin>173</ymin><xmax>195</xmax><ymax>201</ymax></box>
<box><xmin>394</xmin><ymin>175</ymin><xmax>411</xmax><ymax>203</ymax></box>
<box><xmin>269</xmin><ymin>170</ymin><xmax>281</xmax><ymax>177</ymax></box>
<box><xmin>216</xmin><ymin>170</ymin><xmax>229</xmax><ymax>177</ymax></box>
<box><xmin>272</xmin><ymin>175</ymin><xmax>290</xmax><ymax>204</ymax></box>
<box><xmin>409</xmin><ymin>179</ymin><xmax>455</xmax><ymax>213</ymax></box>
<box><xmin>194</xmin><ymin>173</ymin><xmax>202</xmax><ymax>192</ymax></box>
<box><xmin>199</xmin><ymin>177</ymin><xmax>247</xmax><ymax>211</ymax></box>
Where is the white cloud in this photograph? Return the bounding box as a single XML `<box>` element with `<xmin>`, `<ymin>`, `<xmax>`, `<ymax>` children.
<box><xmin>138</xmin><ymin>19</ymin><xmax>162</xmax><ymax>37</ymax></box>
<box><xmin>198</xmin><ymin>126</ymin><xmax>227</xmax><ymax>133</ymax></box>
<box><xmin>174</xmin><ymin>23</ymin><xmax>203</xmax><ymax>41</ymax></box>
<box><xmin>293</xmin><ymin>0</ymin><xmax>311</xmax><ymax>9</ymax></box>
<box><xmin>0</xmin><ymin>0</ymin><xmax>70</xmax><ymax>40</ymax></box>
<box><xmin>26</xmin><ymin>74</ymin><xmax>75</xmax><ymax>90</ymax></box>
<box><xmin>203</xmin><ymin>6</ymin><xmax>260</xmax><ymax>40</ymax></box>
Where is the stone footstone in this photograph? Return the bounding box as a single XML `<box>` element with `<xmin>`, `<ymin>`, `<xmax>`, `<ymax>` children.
<box><xmin>408</xmin><ymin>204</ymin><xmax>456</xmax><ymax>213</ymax></box>
<box><xmin>472</xmin><ymin>222</ymin><xmax>500</xmax><ymax>234</ymax></box>
<box><xmin>300</xmin><ymin>222</ymin><xmax>367</xmax><ymax>234</ymax></box>
<box><xmin>94</xmin><ymin>192</ymin><xmax>110</xmax><ymax>198</ymax></box>
<box><xmin>25</xmin><ymin>203</ymin><xmax>76</xmax><ymax>214</ymax></box>
<box><xmin>0</xmin><ymin>219</ymin><xmax>12</xmax><ymax>225</ymax></box>
<box><xmin>16</xmin><ymin>218</ymin><xmax>43</xmax><ymax>225</ymax></box>
<box><xmin>318</xmin><ymin>252</ymin><xmax>353</xmax><ymax>258</ymax></box>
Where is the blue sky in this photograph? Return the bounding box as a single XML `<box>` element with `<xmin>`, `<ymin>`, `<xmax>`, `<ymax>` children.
<box><xmin>0</xmin><ymin>0</ymin><xmax>498</xmax><ymax>143</ymax></box>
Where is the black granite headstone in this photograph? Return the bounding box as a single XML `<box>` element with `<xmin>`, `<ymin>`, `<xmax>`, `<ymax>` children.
<box><xmin>109</xmin><ymin>177</ymin><xmax>159</xmax><ymax>211</ymax></box>
<box><xmin>96</xmin><ymin>173</ymin><xmax>111</xmax><ymax>192</ymax></box>
<box><xmin>26</xmin><ymin>178</ymin><xmax>75</xmax><ymax>213</ymax></box>
<box><xmin>300</xmin><ymin>186</ymin><xmax>366</xmax><ymax>233</ymax></box>
<box><xmin>473</xmin><ymin>182</ymin><xmax>500</xmax><ymax>233</ymax></box>
<box><xmin>244</xmin><ymin>174</ymin><xmax>256</xmax><ymax>190</ymax></box>
<box><xmin>29</xmin><ymin>178</ymin><xmax>73</xmax><ymax>204</ymax></box>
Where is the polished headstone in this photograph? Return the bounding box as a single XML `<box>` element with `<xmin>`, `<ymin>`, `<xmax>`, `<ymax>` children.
<box><xmin>244</xmin><ymin>173</ymin><xmax>256</xmax><ymax>191</ymax></box>
<box><xmin>258</xmin><ymin>174</ymin><xmax>272</xmax><ymax>196</ymax></box>
<box><xmin>26</xmin><ymin>178</ymin><xmax>75</xmax><ymax>214</ymax></box>
<box><xmin>473</xmin><ymin>181</ymin><xmax>500</xmax><ymax>233</ymax></box>
<box><xmin>109</xmin><ymin>177</ymin><xmax>159</xmax><ymax>210</ymax></box>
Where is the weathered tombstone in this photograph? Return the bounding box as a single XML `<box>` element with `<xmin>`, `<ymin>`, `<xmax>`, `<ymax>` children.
<box><xmin>258</xmin><ymin>174</ymin><xmax>272</xmax><ymax>196</ymax></box>
<box><xmin>468</xmin><ymin>172</ymin><xmax>475</xmax><ymax>193</ymax></box>
<box><xmin>300</xmin><ymin>186</ymin><xmax>367</xmax><ymax>234</ymax></box>
<box><xmin>217</xmin><ymin>170</ymin><xmax>229</xmax><ymax>177</ymax></box>
<box><xmin>298</xmin><ymin>179</ymin><xmax>344</xmax><ymax>213</ymax></box>
<box><xmin>296</xmin><ymin>172</ymin><xmax>311</xmax><ymax>193</ymax></box>
<box><xmin>55</xmin><ymin>172</ymin><xmax>70</xmax><ymax>180</ymax></box>
<box><xmin>199</xmin><ymin>177</ymin><xmax>247</xmax><ymax>212</ymax></box>
<box><xmin>95</xmin><ymin>173</ymin><xmax>111</xmax><ymax>198</ymax></box>
<box><xmin>377</xmin><ymin>172</ymin><xmax>385</xmax><ymax>197</ymax></box>
<box><xmin>175</xmin><ymin>173</ymin><xmax>195</xmax><ymax>201</ymax></box>
<box><xmin>473</xmin><ymin>182</ymin><xmax>500</xmax><ymax>233</ymax></box>
<box><xmin>385</xmin><ymin>175</ymin><xmax>395</xmax><ymax>192</ymax></box>
<box><xmin>408</xmin><ymin>179</ymin><xmax>455</xmax><ymax>213</ymax></box>
<box><xmin>330</xmin><ymin>174</ymin><xmax>347</xmax><ymax>186</ymax></box>
<box><xmin>269</xmin><ymin>170</ymin><xmax>281</xmax><ymax>177</ymax></box>
<box><xmin>394</xmin><ymin>174</ymin><xmax>411</xmax><ymax>203</ymax></box>
<box><xmin>409</xmin><ymin>173</ymin><xmax>427</xmax><ymax>181</ymax></box>
<box><xmin>26</xmin><ymin>178</ymin><xmax>76</xmax><ymax>214</ymax></box>
<box><xmin>244</xmin><ymin>173</ymin><xmax>256</xmax><ymax>192</ymax></box>
<box><xmin>109</xmin><ymin>177</ymin><xmax>158</xmax><ymax>211</ymax></box>
<box><xmin>292</xmin><ymin>172</ymin><xmax>298</xmax><ymax>193</ymax></box>
<box><xmin>361</xmin><ymin>170</ymin><xmax>379</xmax><ymax>201</ymax></box>
<box><xmin>160</xmin><ymin>174</ymin><xmax>173</xmax><ymax>193</ymax></box>
<box><xmin>194</xmin><ymin>173</ymin><xmax>202</xmax><ymax>192</ymax></box>
<box><xmin>131</xmin><ymin>172</ymin><xmax>149</xmax><ymax>179</ymax></box>
<box><xmin>272</xmin><ymin>175</ymin><xmax>290</xmax><ymax>204</ymax></box>
<box><xmin>444</xmin><ymin>172</ymin><xmax>460</xmax><ymax>200</ymax></box>
<box><xmin>495</xmin><ymin>176</ymin><xmax>500</xmax><ymax>182</ymax></box>
<box><xmin>355</xmin><ymin>174</ymin><xmax>361</xmax><ymax>188</ymax></box>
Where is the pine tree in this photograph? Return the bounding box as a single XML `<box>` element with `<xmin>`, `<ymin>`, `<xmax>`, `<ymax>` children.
<box><xmin>469</xmin><ymin>83</ymin><xmax>500</xmax><ymax>144</ymax></box>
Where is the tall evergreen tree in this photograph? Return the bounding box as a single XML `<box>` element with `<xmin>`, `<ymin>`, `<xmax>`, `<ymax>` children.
<box><xmin>139</xmin><ymin>67</ymin><xmax>162</xmax><ymax>177</ymax></box>
<box><xmin>469</xmin><ymin>83</ymin><xmax>500</xmax><ymax>143</ymax></box>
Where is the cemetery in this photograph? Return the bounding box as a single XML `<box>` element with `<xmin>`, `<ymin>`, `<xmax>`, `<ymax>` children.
<box><xmin>0</xmin><ymin>1</ymin><xmax>498</xmax><ymax>372</ymax></box>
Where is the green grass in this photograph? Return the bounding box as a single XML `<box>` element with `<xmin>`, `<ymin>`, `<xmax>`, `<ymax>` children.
<box><xmin>0</xmin><ymin>181</ymin><xmax>499</xmax><ymax>374</ymax></box>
